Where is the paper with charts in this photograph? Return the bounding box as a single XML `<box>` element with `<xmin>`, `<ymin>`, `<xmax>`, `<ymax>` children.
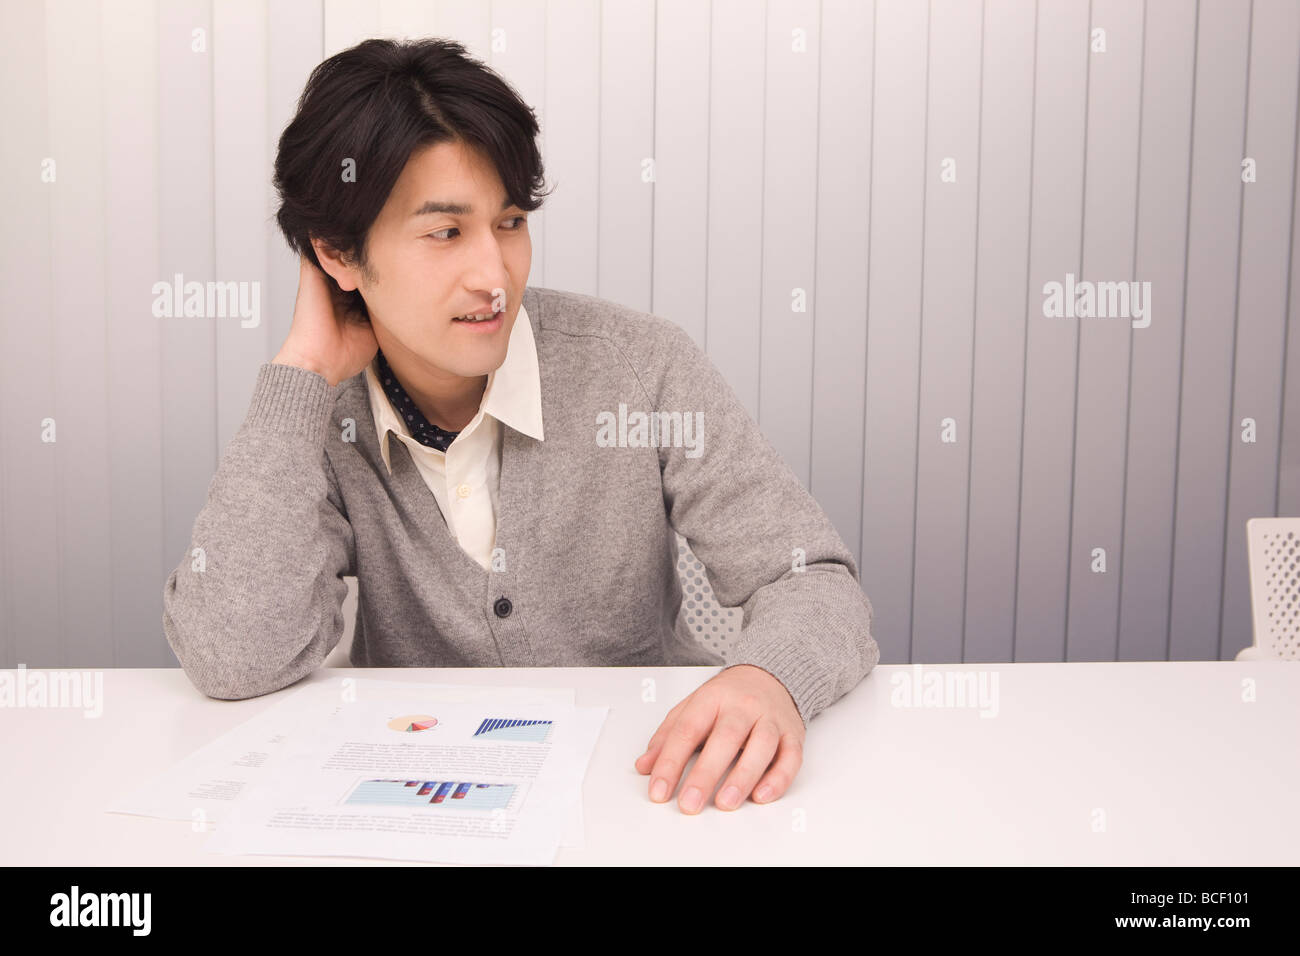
<box><xmin>105</xmin><ymin>678</ymin><xmax>583</xmax><ymax>847</ymax></box>
<box><xmin>201</xmin><ymin>679</ymin><xmax>607</xmax><ymax>865</ymax></box>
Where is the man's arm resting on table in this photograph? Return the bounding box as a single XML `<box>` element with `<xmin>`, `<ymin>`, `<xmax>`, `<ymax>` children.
<box><xmin>634</xmin><ymin>318</ymin><xmax>879</xmax><ymax>811</ymax></box>
<box><xmin>162</xmin><ymin>362</ymin><xmax>356</xmax><ymax>700</ymax></box>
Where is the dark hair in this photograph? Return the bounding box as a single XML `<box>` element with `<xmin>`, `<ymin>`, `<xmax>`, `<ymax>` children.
<box><xmin>272</xmin><ymin>37</ymin><xmax>553</xmax><ymax>321</ymax></box>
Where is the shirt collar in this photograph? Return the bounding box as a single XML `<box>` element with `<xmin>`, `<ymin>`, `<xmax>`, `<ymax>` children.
<box><xmin>365</xmin><ymin>299</ymin><xmax>544</xmax><ymax>476</ymax></box>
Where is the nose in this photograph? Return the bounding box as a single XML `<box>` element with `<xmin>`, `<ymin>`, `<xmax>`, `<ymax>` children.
<box><xmin>462</xmin><ymin>229</ymin><xmax>511</xmax><ymax>304</ymax></box>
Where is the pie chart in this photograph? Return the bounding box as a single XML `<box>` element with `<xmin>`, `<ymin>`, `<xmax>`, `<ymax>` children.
<box><xmin>387</xmin><ymin>714</ymin><xmax>438</xmax><ymax>732</ymax></box>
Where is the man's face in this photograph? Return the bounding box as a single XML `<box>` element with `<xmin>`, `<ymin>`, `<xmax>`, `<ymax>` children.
<box><xmin>342</xmin><ymin>139</ymin><xmax>531</xmax><ymax>383</ymax></box>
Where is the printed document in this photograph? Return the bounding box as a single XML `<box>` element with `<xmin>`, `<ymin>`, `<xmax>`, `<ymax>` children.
<box><xmin>196</xmin><ymin>679</ymin><xmax>604</xmax><ymax>864</ymax></box>
<box><xmin>108</xmin><ymin>679</ymin><xmax>601</xmax><ymax>858</ymax></box>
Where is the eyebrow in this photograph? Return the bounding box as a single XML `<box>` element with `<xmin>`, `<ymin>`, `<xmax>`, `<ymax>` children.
<box><xmin>411</xmin><ymin>196</ymin><xmax>515</xmax><ymax>218</ymax></box>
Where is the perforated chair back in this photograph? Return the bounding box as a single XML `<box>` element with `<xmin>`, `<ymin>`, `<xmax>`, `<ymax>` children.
<box><xmin>675</xmin><ymin>533</ymin><xmax>742</xmax><ymax>660</ymax></box>
<box><xmin>1243</xmin><ymin>517</ymin><xmax>1300</xmax><ymax>661</ymax></box>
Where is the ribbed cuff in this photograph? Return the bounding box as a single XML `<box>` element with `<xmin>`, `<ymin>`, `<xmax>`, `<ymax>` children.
<box><xmin>242</xmin><ymin>362</ymin><xmax>335</xmax><ymax>444</ymax></box>
<box><xmin>724</xmin><ymin>637</ymin><xmax>829</xmax><ymax>730</ymax></box>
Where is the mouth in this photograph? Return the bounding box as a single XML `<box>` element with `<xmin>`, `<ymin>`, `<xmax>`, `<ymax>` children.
<box><xmin>451</xmin><ymin>308</ymin><xmax>504</xmax><ymax>333</ymax></box>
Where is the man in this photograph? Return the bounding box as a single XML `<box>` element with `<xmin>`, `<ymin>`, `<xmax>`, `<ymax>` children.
<box><xmin>163</xmin><ymin>36</ymin><xmax>878</xmax><ymax>816</ymax></box>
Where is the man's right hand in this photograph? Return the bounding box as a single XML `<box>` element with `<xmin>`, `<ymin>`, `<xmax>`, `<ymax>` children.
<box><xmin>272</xmin><ymin>253</ymin><xmax>379</xmax><ymax>387</ymax></box>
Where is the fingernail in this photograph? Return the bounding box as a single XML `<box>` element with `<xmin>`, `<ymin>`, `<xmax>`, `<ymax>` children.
<box><xmin>681</xmin><ymin>786</ymin><xmax>702</xmax><ymax>813</ymax></box>
<box><xmin>650</xmin><ymin>778</ymin><xmax>668</xmax><ymax>802</ymax></box>
<box><xmin>720</xmin><ymin>786</ymin><xmax>740</xmax><ymax>809</ymax></box>
<box><xmin>755</xmin><ymin>784</ymin><xmax>772</xmax><ymax>802</ymax></box>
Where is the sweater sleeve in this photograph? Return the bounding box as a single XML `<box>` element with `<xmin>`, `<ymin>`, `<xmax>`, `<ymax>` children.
<box><xmin>162</xmin><ymin>362</ymin><xmax>356</xmax><ymax>699</ymax></box>
<box><xmin>652</xmin><ymin>322</ymin><xmax>879</xmax><ymax>727</ymax></box>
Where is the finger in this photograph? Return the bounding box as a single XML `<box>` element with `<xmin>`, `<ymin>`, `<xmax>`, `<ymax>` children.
<box><xmin>646</xmin><ymin>696</ymin><xmax>718</xmax><ymax>805</ymax></box>
<box><xmin>634</xmin><ymin>718</ymin><xmax>670</xmax><ymax>774</ymax></box>
<box><xmin>634</xmin><ymin>696</ymin><xmax>690</xmax><ymax>773</ymax></box>
<box><xmin>676</xmin><ymin>708</ymin><xmax>758</xmax><ymax>815</ymax></box>
<box><xmin>751</xmin><ymin>731</ymin><xmax>805</xmax><ymax>804</ymax></box>
<box><xmin>712</xmin><ymin>718</ymin><xmax>781</xmax><ymax>810</ymax></box>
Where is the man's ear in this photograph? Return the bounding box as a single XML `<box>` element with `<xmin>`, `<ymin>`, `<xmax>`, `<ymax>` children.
<box><xmin>310</xmin><ymin>237</ymin><xmax>361</xmax><ymax>293</ymax></box>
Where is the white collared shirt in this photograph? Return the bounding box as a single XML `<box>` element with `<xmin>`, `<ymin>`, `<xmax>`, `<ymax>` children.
<box><xmin>364</xmin><ymin>302</ymin><xmax>544</xmax><ymax>569</ymax></box>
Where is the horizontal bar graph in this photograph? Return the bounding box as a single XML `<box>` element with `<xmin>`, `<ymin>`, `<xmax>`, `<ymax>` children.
<box><xmin>472</xmin><ymin>718</ymin><xmax>554</xmax><ymax>743</ymax></box>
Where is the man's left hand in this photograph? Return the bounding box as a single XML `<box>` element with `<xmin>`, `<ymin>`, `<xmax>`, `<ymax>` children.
<box><xmin>633</xmin><ymin>663</ymin><xmax>806</xmax><ymax>813</ymax></box>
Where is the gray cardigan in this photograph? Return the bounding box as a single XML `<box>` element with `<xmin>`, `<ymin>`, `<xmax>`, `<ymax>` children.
<box><xmin>162</xmin><ymin>285</ymin><xmax>879</xmax><ymax>726</ymax></box>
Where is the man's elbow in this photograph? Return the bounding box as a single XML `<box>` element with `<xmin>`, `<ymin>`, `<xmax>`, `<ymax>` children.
<box><xmin>177</xmin><ymin>658</ymin><xmax>288</xmax><ymax>701</ymax></box>
<box><xmin>167</xmin><ymin>629</ymin><xmax>307</xmax><ymax>701</ymax></box>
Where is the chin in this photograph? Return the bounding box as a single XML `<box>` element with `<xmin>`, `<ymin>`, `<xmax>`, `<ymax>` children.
<box><xmin>449</xmin><ymin>343</ymin><xmax>510</xmax><ymax>376</ymax></box>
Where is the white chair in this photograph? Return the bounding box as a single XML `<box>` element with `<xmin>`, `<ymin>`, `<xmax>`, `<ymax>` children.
<box><xmin>324</xmin><ymin>576</ymin><xmax>358</xmax><ymax>667</ymax></box>
<box><xmin>1236</xmin><ymin>517</ymin><xmax>1300</xmax><ymax>661</ymax></box>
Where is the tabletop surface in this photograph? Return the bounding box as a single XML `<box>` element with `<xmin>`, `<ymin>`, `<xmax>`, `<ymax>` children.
<box><xmin>2</xmin><ymin>661</ymin><xmax>1296</xmax><ymax>865</ymax></box>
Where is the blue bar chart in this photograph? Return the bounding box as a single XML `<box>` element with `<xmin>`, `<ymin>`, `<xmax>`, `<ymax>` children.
<box><xmin>472</xmin><ymin>718</ymin><xmax>554</xmax><ymax>743</ymax></box>
<box><xmin>344</xmin><ymin>779</ymin><xmax>516</xmax><ymax>811</ymax></box>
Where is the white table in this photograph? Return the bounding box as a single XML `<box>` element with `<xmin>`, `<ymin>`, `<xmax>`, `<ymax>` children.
<box><xmin>2</xmin><ymin>661</ymin><xmax>1296</xmax><ymax>865</ymax></box>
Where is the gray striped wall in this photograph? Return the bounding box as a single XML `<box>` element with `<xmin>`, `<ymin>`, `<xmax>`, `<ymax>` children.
<box><xmin>2</xmin><ymin>0</ymin><xmax>1297</xmax><ymax>669</ymax></box>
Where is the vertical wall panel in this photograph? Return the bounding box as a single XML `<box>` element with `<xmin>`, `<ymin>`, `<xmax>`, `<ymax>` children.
<box><xmin>0</xmin><ymin>0</ymin><xmax>58</xmax><ymax>668</ymax></box>
<box><xmin>651</xmin><ymin>0</ymin><xmax>712</xmax><ymax>347</ymax></box>
<box><xmin>158</xmin><ymin>1</ymin><xmax>217</xmax><ymax>666</ymax></box>
<box><xmin>1117</xmin><ymin>0</ymin><xmax>1196</xmax><ymax>662</ymax></box>
<box><xmin>1169</xmin><ymin>0</ymin><xmax>1251</xmax><ymax>661</ymax></box>
<box><xmin>810</xmin><ymin>0</ymin><xmax>874</xmax><ymax>561</ymax></box>
<box><xmin>598</xmin><ymin>0</ymin><xmax>656</xmax><ymax>310</ymax></box>
<box><xmin>323</xmin><ymin>0</ymin><xmax>379</xmax><ymax>58</ymax></box>
<box><xmin>1065</xmin><ymin>0</ymin><xmax>1143</xmax><ymax>660</ymax></box>
<box><xmin>964</xmin><ymin>0</ymin><xmax>1036</xmax><ymax>663</ymax></box>
<box><xmin>861</xmin><ymin>0</ymin><xmax>928</xmax><ymax>663</ymax></box>
<box><xmin>104</xmin><ymin>0</ymin><xmax>163</xmax><ymax>667</ymax></box>
<box><xmin>912</xmin><ymin>0</ymin><xmax>981</xmax><ymax>664</ymax></box>
<box><xmin>377</xmin><ymin>0</ymin><xmax>438</xmax><ymax>39</ymax></box>
<box><xmin>541</xmin><ymin>0</ymin><xmax>600</xmax><ymax>294</ymax></box>
<box><xmin>1220</xmin><ymin>0</ymin><xmax>1300</xmax><ymax>657</ymax></box>
<box><xmin>706</xmin><ymin>0</ymin><xmax>765</xmax><ymax>418</ymax></box>
<box><xmin>1281</xmin><ymin>48</ymin><xmax>1300</xmax><ymax>520</ymax></box>
<box><xmin>47</xmin><ymin>0</ymin><xmax>112</xmax><ymax>667</ymax></box>
<box><xmin>214</xmin><ymin>0</ymin><xmax>270</xmax><ymax>452</ymax></box>
<box><xmin>758</xmin><ymin>0</ymin><xmax>820</xmax><ymax>486</ymax></box>
<box><xmin>266</xmin><ymin>1</ymin><xmax>323</xmax><ymax>375</ymax></box>
<box><xmin>1014</xmin><ymin>0</ymin><xmax>1089</xmax><ymax>662</ymax></box>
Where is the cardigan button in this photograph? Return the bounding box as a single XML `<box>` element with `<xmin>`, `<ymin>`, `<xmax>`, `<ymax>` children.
<box><xmin>493</xmin><ymin>597</ymin><xmax>513</xmax><ymax>618</ymax></box>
